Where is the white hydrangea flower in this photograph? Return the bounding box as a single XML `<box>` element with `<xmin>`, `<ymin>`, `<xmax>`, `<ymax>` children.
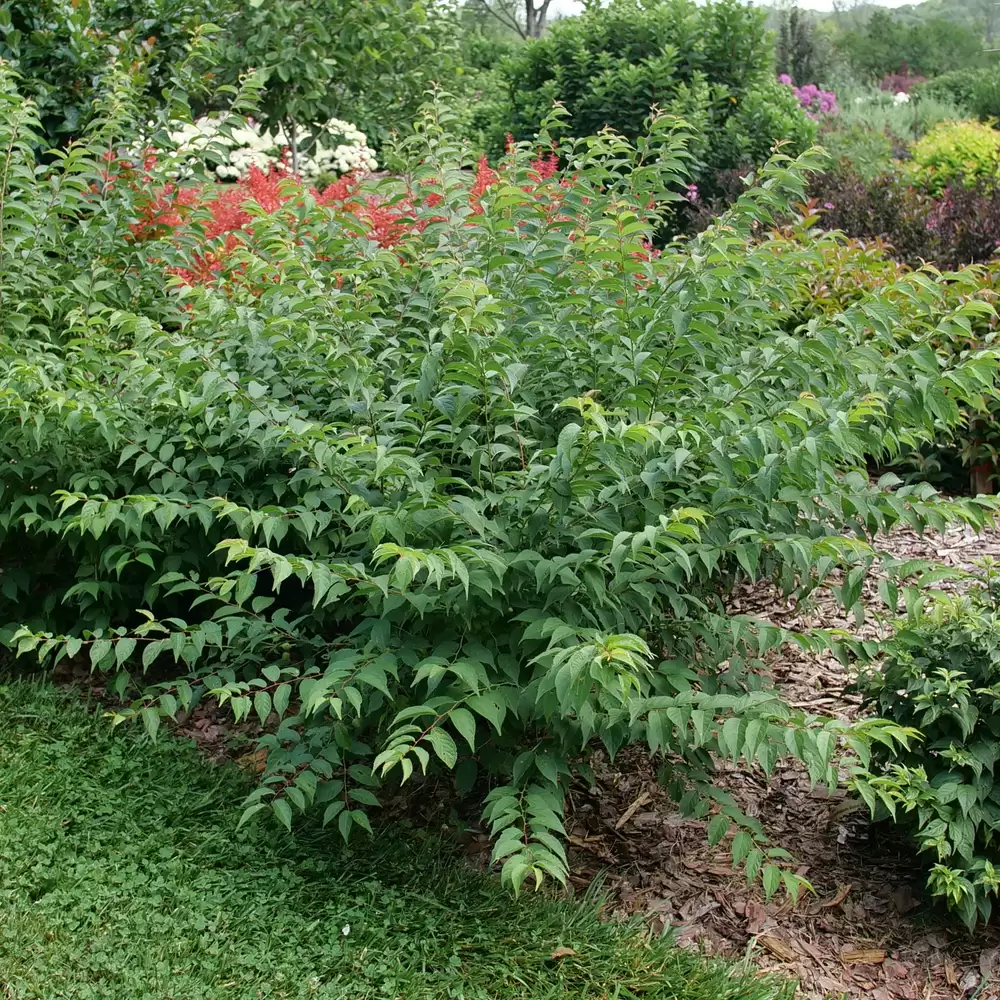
<box><xmin>894</xmin><ymin>91</ymin><xmax>910</xmax><ymax>105</ymax></box>
<box><xmin>156</xmin><ymin>114</ymin><xmax>378</xmax><ymax>182</ymax></box>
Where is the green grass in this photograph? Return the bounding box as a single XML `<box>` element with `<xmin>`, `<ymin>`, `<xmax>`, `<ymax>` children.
<box><xmin>0</xmin><ymin>682</ymin><xmax>794</xmax><ymax>1000</ymax></box>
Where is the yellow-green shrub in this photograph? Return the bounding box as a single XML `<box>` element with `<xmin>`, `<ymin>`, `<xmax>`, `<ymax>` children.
<box><xmin>909</xmin><ymin>120</ymin><xmax>1000</xmax><ymax>194</ymax></box>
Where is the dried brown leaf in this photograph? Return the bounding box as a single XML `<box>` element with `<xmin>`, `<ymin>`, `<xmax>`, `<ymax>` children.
<box><xmin>549</xmin><ymin>946</ymin><xmax>577</xmax><ymax>960</ymax></box>
<box><xmin>745</xmin><ymin>900</ymin><xmax>770</xmax><ymax>936</ymax></box>
<box><xmin>890</xmin><ymin>884</ymin><xmax>919</xmax><ymax>915</ymax></box>
<box><xmin>820</xmin><ymin>884</ymin><xmax>852</xmax><ymax>909</ymax></box>
<box><xmin>980</xmin><ymin>946</ymin><xmax>1000</xmax><ymax>978</ymax></box>
<box><xmin>236</xmin><ymin>747</ymin><xmax>267</xmax><ymax>774</ymax></box>
<box><xmin>945</xmin><ymin>957</ymin><xmax>959</xmax><ymax>987</ymax></box>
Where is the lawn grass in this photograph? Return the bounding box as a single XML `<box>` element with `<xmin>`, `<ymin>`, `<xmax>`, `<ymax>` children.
<box><xmin>0</xmin><ymin>682</ymin><xmax>794</xmax><ymax>1000</ymax></box>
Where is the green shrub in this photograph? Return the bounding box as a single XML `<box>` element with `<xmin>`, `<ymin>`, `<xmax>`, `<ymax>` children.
<box><xmin>833</xmin><ymin>85</ymin><xmax>968</xmax><ymax>145</ymax></box>
<box><xmin>909</xmin><ymin>119</ymin><xmax>1000</xmax><ymax>194</ymax></box>
<box><xmin>0</xmin><ymin>0</ymin><xmax>466</xmax><ymax>150</ymax></box>
<box><xmin>970</xmin><ymin>71</ymin><xmax>1000</xmax><ymax>123</ymax></box>
<box><xmin>913</xmin><ymin>69</ymin><xmax>983</xmax><ymax>113</ymax></box>
<box><xmin>456</xmin><ymin>66</ymin><xmax>516</xmax><ymax>155</ymax></box>
<box><xmin>459</xmin><ymin>26</ymin><xmax>520</xmax><ymax>72</ymax></box>
<box><xmin>500</xmin><ymin>0</ymin><xmax>816</xmax><ymax>183</ymax></box>
<box><xmin>853</xmin><ymin>572</ymin><xmax>1000</xmax><ymax>928</ymax></box>
<box><xmin>0</xmin><ymin>0</ymin><xmax>225</xmax><ymax>144</ymax></box>
<box><xmin>914</xmin><ymin>68</ymin><xmax>1000</xmax><ymax>124</ymax></box>
<box><xmin>4</xmin><ymin>69</ymin><xmax>1000</xmax><ymax>895</ymax></box>
<box><xmin>211</xmin><ymin>0</ymin><xmax>464</xmax><ymax>149</ymax></box>
<box><xmin>711</xmin><ymin>77</ymin><xmax>816</xmax><ymax>178</ymax></box>
<box><xmin>817</xmin><ymin>123</ymin><xmax>895</xmax><ymax>180</ymax></box>
<box><xmin>454</xmin><ymin>26</ymin><xmax>521</xmax><ymax>152</ymax></box>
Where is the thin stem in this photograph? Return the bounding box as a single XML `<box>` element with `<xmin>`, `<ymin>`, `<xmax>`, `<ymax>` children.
<box><xmin>0</xmin><ymin>106</ymin><xmax>27</xmax><ymax>337</ymax></box>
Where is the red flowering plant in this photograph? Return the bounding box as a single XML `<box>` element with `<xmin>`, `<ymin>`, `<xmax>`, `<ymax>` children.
<box><xmin>126</xmin><ymin>106</ymin><xmax>694</xmax><ymax>303</ymax></box>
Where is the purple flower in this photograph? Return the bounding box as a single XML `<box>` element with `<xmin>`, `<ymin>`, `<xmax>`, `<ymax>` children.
<box><xmin>685</xmin><ymin>183</ymin><xmax>700</xmax><ymax>204</ymax></box>
<box><xmin>778</xmin><ymin>73</ymin><xmax>793</xmax><ymax>86</ymax></box>
<box><xmin>823</xmin><ymin>202</ymin><xmax>834</xmax><ymax>210</ymax></box>
<box><xmin>788</xmin><ymin>80</ymin><xmax>839</xmax><ymax>118</ymax></box>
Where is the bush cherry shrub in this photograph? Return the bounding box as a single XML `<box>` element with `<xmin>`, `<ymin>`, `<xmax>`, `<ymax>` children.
<box><xmin>5</xmin><ymin>72</ymin><xmax>1000</xmax><ymax>893</ymax></box>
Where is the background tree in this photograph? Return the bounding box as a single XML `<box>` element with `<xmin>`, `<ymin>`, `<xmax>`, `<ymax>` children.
<box><xmin>470</xmin><ymin>0</ymin><xmax>554</xmax><ymax>39</ymax></box>
<box><xmin>215</xmin><ymin>0</ymin><xmax>463</xmax><ymax>150</ymax></box>
<box><xmin>776</xmin><ymin>6</ymin><xmax>830</xmax><ymax>85</ymax></box>
<box><xmin>834</xmin><ymin>10</ymin><xmax>987</xmax><ymax>79</ymax></box>
<box><xmin>0</xmin><ymin>0</ymin><xmax>224</xmax><ymax>144</ymax></box>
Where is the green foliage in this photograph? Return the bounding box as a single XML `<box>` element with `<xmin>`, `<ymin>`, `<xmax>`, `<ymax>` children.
<box><xmin>211</xmin><ymin>0</ymin><xmax>464</xmax><ymax>148</ymax></box>
<box><xmin>3</xmin><ymin>68</ymin><xmax>1000</xmax><ymax>896</ymax></box>
<box><xmin>909</xmin><ymin>118</ymin><xmax>1000</xmax><ymax>193</ymax></box>
<box><xmin>834</xmin><ymin>10</ymin><xmax>988</xmax><ymax>80</ymax></box>
<box><xmin>712</xmin><ymin>78</ymin><xmax>816</xmax><ymax>181</ymax></box>
<box><xmin>457</xmin><ymin>66</ymin><xmax>515</xmax><ymax>154</ymax></box>
<box><xmin>818</xmin><ymin>123</ymin><xmax>896</xmax><ymax>180</ymax></box>
<box><xmin>0</xmin><ymin>0</ymin><xmax>467</xmax><ymax>151</ymax></box>
<box><xmin>915</xmin><ymin>66</ymin><xmax>1000</xmax><ymax>121</ymax></box>
<box><xmin>914</xmin><ymin>68</ymin><xmax>984</xmax><ymax>112</ymax></box>
<box><xmin>459</xmin><ymin>23</ymin><xmax>522</xmax><ymax>70</ymax></box>
<box><xmin>453</xmin><ymin>28</ymin><xmax>520</xmax><ymax>153</ymax></box>
<box><xmin>833</xmin><ymin>84</ymin><xmax>968</xmax><ymax>146</ymax></box>
<box><xmin>852</xmin><ymin>567</ymin><xmax>1000</xmax><ymax>928</ymax></box>
<box><xmin>0</xmin><ymin>0</ymin><xmax>223</xmax><ymax>144</ymax></box>
<box><xmin>966</xmin><ymin>70</ymin><xmax>1000</xmax><ymax>124</ymax></box>
<box><xmin>776</xmin><ymin>7</ymin><xmax>832</xmax><ymax>88</ymax></box>
<box><xmin>777</xmin><ymin>221</ymin><xmax>1000</xmax><ymax>468</ymax></box>
<box><xmin>0</xmin><ymin>681</ymin><xmax>796</xmax><ymax>1000</ymax></box>
<box><xmin>499</xmin><ymin>0</ymin><xmax>816</xmax><ymax>181</ymax></box>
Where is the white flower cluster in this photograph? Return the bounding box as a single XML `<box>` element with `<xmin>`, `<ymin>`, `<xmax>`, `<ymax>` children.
<box><xmin>163</xmin><ymin>115</ymin><xmax>378</xmax><ymax>181</ymax></box>
<box><xmin>893</xmin><ymin>91</ymin><xmax>910</xmax><ymax>105</ymax></box>
<box><xmin>285</xmin><ymin>119</ymin><xmax>378</xmax><ymax>181</ymax></box>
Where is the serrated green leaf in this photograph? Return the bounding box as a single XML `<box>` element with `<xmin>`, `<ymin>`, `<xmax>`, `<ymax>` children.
<box><xmin>426</xmin><ymin>727</ymin><xmax>458</xmax><ymax>769</ymax></box>
<box><xmin>272</xmin><ymin>798</ymin><xmax>293</xmax><ymax>832</ymax></box>
<box><xmin>762</xmin><ymin>863</ymin><xmax>782</xmax><ymax>900</ymax></box>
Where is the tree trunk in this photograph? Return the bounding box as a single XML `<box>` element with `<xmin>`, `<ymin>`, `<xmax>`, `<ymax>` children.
<box><xmin>971</xmin><ymin>461</ymin><xmax>995</xmax><ymax>496</ymax></box>
<box><xmin>525</xmin><ymin>0</ymin><xmax>550</xmax><ymax>37</ymax></box>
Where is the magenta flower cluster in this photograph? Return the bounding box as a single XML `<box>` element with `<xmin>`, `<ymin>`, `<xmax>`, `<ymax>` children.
<box><xmin>778</xmin><ymin>74</ymin><xmax>838</xmax><ymax>118</ymax></box>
